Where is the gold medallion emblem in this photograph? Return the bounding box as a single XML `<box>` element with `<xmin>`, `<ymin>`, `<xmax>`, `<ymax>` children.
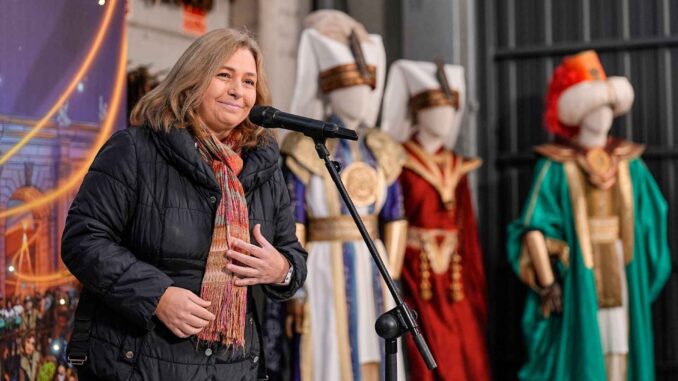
<box><xmin>340</xmin><ymin>162</ymin><xmax>378</xmax><ymax>207</ymax></box>
<box><xmin>586</xmin><ymin>148</ymin><xmax>611</xmax><ymax>175</ymax></box>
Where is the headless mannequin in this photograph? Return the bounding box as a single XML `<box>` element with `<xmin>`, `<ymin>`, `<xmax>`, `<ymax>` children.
<box><xmin>290</xmin><ymin>84</ymin><xmax>384</xmax><ymax>381</ymax></box>
<box><xmin>579</xmin><ymin>105</ymin><xmax>627</xmax><ymax>381</ymax></box>
<box><xmin>532</xmin><ymin>104</ymin><xmax>627</xmax><ymax>381</ymax></box>
<box><xmin>576</xmin><ymin>106</ymin><xmax>614</xmax><ymax>148</ymax></box>
<box><xmin>529</xmin><ymin>105</ymin><xmax>616</xmax><ymax>288</ymax></box>
<box><xmin>327</xmin><ymin>84</ymin><xmax>372</xmax><ymax>131</ymax></box>
<box><xmin>329</xmin><ymin>85</ymin><xmax>378</xmax><ymax>381</ymax></box>
<box><xmin>414</xmin><ymin>105</ymin><xmax>459</xmax><ymax>153</ymax></box>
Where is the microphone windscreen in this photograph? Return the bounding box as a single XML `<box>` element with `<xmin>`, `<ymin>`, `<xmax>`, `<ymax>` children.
<box><xmin>248</xmin><ymin>105</ymin><xmax>272</xmax><ymax>126</ymax></box>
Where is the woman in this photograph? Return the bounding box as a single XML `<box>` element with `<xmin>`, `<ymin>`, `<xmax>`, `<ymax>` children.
<box><xmin>61</xmin><ymin>28</ymin><xmax>307</xmax><ymax>380</ymax></box>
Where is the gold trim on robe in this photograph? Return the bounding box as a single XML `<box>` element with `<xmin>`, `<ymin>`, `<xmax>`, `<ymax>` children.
<box><xmin>617</xmin><ymin>160</ymin><xmax>634</xmax><ymax>265</ymax></box>
<box><xmin>285</xmin><ymin>129</ymin><xmax>406</xmax><ymax>381</ymax></box>
<box><xmin>564</xmin><ymin>161</ymin><xmax>595</xmax><ymax>268</ymax></box>
<box><xmin>385</xmin><ymin>219</ymin><xmax>409</xmax><ymax>279</ymax></box>
<box><xmin>282</xmin><ymin>129</ymin><xmax>405</xmax><ymax>187</ymax></box>
<box><xmin>535</xmin><ymin>139</ymin><xmax>642</xmax><ymax>271</ymax></box>
<box><xmin>403</xmin><ymin>140</ymin><xmax>482</xmax><ymax>209</ymax></box>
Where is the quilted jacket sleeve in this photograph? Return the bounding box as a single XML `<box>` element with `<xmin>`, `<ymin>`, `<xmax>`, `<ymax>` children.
<box><xmin>61</xmin><ymin>129</ymin><xmax>173</xmax><ymax>330</ymax></box>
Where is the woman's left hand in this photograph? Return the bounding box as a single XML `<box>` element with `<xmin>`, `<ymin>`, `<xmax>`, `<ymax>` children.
<box><xmin>226</xmin><ymin>224</ymin><xmax>290</xmax><ymax>286</ymax></box>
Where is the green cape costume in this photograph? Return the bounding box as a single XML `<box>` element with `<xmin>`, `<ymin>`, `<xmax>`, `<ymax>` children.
<box><xmin>507</xmin><ymin>148</ymin><xmax>671</xmax><ymax>381</ymax></box>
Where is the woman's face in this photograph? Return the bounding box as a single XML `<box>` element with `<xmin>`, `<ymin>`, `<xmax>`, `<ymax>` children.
<box><xmin>198</xmin><ymin>48</ymin><xmax>258</xmax><ymax>140</ymax></box>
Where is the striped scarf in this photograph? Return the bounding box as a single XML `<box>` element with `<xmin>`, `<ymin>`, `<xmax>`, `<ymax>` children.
<box><xmin>195</xmin><ymin>128</ymin><xmax>249</xmax><ymax>347</ymax></box>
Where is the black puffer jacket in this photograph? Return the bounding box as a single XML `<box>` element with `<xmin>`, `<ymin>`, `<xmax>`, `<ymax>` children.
<box><xmin>61</xmin><ymin>125</ymin><xmax>307</xmax><ymax>381</ymax></box>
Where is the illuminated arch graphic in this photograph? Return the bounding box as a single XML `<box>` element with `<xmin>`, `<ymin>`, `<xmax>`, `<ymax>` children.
<box><xmin>0</xmin><ymin>0</ymin><xmax>118</xmax><ymax>166</ymax></box>
<box><xmin>4</xmin><ymin>186</ymin><xmax>63</xmax><ymax>292</ymax></box>
<box><xmin>0</xmin><ymin>25</ymin><xmax>127</xmax><ymax>220</ymax></box>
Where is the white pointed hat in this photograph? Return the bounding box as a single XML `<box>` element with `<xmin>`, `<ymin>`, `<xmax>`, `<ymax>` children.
<box><xmin>289</xmin><ymin>10</ymin><xmax>386</xmax><ymax>127</ymax></box>
<box><xmin>381</xmin><ymin>59</ymin><xmax>465</xmax><ymax>149</ymax></box>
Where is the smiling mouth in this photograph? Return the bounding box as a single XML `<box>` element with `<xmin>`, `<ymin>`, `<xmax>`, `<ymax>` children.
<box><xmin>218</xmin><ymin>101</ymin><xmax>243</xmax><ymax>110</ymax></box>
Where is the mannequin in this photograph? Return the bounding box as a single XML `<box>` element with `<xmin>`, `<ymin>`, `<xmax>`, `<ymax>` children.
<box><xmin>327</xmin><ymin>85</ymin><xmax>372</xmax><ymax>131</ymax></box>
<box><xmin>281</xmin><ymin>10</ymin><xmax>407</xmax><ymax>381</ymax></box>
<box><xmin>381</xmin><ymin>59</ymin><xmax>490</xmax><ymax>381</ymax></box>
<box><xmin>507</xmin><ymin>50</ymin><xmax>671</xmax><ymax>381</ymax></box>
<box><xmin>415</xmin><ymin>106</ymin><xmax>457</xmax><ymax>153</ymax></box>
<box><xmin>576</xmin><ymin>107</ymin><xmax>614</xmax><ymax>148</ymax></box>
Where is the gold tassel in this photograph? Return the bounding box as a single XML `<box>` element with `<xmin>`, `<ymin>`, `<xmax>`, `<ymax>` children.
<box><xmin>420</xmin><ymin>250</ymin><xmax>432</xmax><ymax>301</ymax></box>
<box><xmin>450</xmin><ymin>252</ymin><xmax>464</xmax><ymax>302</ymax></box>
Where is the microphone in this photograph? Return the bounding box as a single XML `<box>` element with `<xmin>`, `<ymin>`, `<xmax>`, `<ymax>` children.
<box><xmin>249</xmin><ymin>105</ymin><xmax>358</xmax><ymax>141</ymax></box>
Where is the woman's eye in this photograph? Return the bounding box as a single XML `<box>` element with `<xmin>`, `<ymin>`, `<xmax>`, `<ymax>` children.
<box><xmin>217</xmin><ymin>72</ymin><xmax>231</xmax><ymax>79</ymax></box>
<box><xmin>244</xmin><ymin>79</ymin><xmax>256</xmax><ymax>86</ymax></box>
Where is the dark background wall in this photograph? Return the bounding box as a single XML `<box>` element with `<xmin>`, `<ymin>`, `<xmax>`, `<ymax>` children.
<box><xmin>477</xmin><ymin>0</ymin><xmax>678</xmax><ymax>380</ymax></box>
<box><xmin>317</xmin><ymin>0</ymin><xmax>678</xmax><ymax>378</ymax></box>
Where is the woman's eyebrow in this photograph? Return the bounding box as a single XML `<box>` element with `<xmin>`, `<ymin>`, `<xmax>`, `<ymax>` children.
<box><xmin>221</xmin><ymin>65</ymin><xmax>257</xmax><ymax>77</ymax></box>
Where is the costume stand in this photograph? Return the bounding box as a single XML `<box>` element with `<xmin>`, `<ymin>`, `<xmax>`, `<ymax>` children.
<box><xmin>308</xmin><ymin>134</ymin><xmax>437</xmax><ymax>381</ymax></box>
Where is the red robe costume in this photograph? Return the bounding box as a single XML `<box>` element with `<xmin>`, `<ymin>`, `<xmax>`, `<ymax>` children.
<box><xmin>399</xmin><ymin>139</ymin><xmax>490</xmax><ymax>381</ymax></box>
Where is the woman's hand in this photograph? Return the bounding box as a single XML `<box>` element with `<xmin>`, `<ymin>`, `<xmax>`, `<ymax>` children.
<box><xmin>226</xmin><ymin>224</ymin><xmax>290</xmax><ymax>286</ymax></box>
<box><xmin>155</xmin><ymin>286</ymin><xmax>215</xmax><ymax>338</ymax></box>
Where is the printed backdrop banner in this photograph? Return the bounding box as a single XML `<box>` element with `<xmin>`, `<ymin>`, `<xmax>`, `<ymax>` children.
<box><xmin>0</xmin><ymin>1</ymin><xmax>125</xmax><ymax>380</ymax></box>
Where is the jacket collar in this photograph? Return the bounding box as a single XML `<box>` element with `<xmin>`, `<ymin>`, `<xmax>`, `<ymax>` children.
<box><xmin>148</xmin><ymin>126</ymin><xmax>279</xmax><ymax>194</ymax></box>
<box><xmin>239</xmin><ymin>134</ymin><xmax>279</xmax><ymax>194</ymax></box>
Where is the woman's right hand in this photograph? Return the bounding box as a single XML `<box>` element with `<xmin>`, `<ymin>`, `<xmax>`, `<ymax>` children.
<box><xmin>155</xmin><ymin>286</ymin><xmax>215</xmax><ymax>338</ymax></box>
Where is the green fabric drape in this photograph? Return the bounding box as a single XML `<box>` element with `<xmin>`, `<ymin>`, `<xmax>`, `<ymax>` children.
<box><xmin>506</xmin><ymin>158</ymin><xmax>671</xmax><ymax>381</ymax></box>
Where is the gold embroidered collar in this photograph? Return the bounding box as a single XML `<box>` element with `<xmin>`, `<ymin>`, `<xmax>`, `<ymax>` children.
<box><xmin>403</xmin><ymin>140</ymin><xmax>481</xmax><ymax>209</ymax></box>
<box><xmin>534</xmin><ymin>137</ymin><xmax>644</xmax><ymax>190</ymax></box>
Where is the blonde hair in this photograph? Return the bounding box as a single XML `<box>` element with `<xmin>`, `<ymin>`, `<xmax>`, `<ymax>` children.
<box><xmin>130</xmin><ymin>28</ymin><xmax>272</xmax><ymax>148</ymax></box>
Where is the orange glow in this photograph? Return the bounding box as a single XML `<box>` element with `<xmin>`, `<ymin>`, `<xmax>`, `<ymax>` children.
<box><xmin>9</xmin><ymin>224</ymin><xmax>41</xmax><ymax>265</ymax></box>
<box><xmin>7</xmin><ymin>224</ymin><xmax>76</xmax><ymax>285</ymax></box>
<box><xmin>0</xmin><ymin>26</ymin><xmax>127</xmax><ymax>219</ymax></box>
<box><xmin>0</xmin><ymin>0</ymin><xmax>117</xmax><ymax>166</ymax></box>
<box><xmin>12</xmin><ymin>270</ymin><xmax>75</xmax><ymax>284</ymax></box>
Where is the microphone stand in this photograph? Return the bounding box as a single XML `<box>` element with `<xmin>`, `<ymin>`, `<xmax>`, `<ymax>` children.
<box><xmin>309</xmin><ymin>135</ymin><xmax>437</xmax><ymax>381</ymax></box>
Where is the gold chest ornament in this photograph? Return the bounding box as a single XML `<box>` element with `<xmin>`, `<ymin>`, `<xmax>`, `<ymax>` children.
<box><xmin>585</xmin><ymin>148</ymin><xmax>612</xmax><ymax>175</ymax></box>
<box><xmin>340</xmin><ymin>162</ymin><xmax>379</xmax><ymax>207</ymax></box>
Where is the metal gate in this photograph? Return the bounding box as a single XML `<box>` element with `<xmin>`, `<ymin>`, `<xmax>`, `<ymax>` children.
<box><xmin>477</xmin><ymin>0</ymin><xmax>678</xmax><ymax>379</ymax></box>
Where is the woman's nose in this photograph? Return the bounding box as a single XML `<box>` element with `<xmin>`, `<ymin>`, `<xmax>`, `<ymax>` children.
<box><xmin>227</xmin><ymin>82</ymin><xmax>242</xmax><ymax>98</ymax></box>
